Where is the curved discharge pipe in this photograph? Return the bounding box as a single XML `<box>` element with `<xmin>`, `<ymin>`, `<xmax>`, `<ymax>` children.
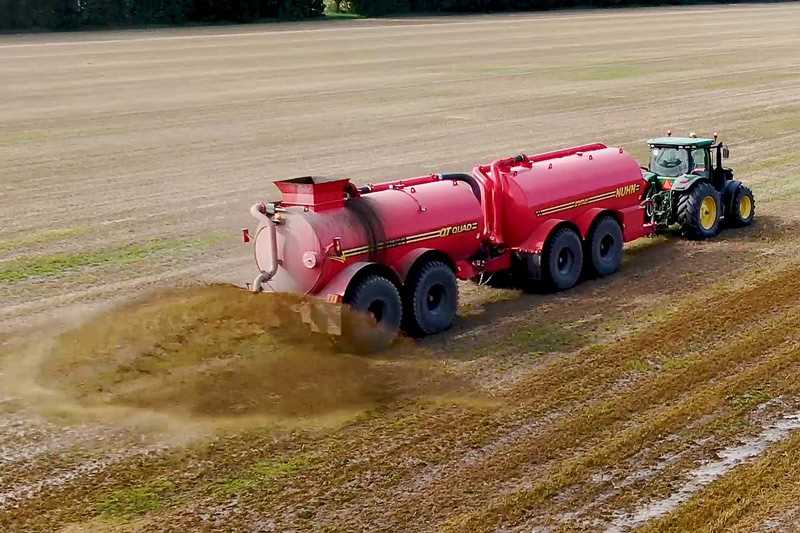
<box><xmin>250</xmin><ymin>203</ymin><xmax>279</xmax><ymax>293</ymax></box>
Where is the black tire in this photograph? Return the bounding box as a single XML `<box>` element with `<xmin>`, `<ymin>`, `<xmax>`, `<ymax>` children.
<box><xmin>587</xmin><ymin>215</ymin><xmax>623</xmax><ymax>277</ymax></box>
<box><xmin>677</xmin><ymin>182</ymin><xmax>721</xmax><ymax>240</ymax></box>
<box><xmin>405</xmin><ymin>261</ymin><xmax>458</xmax><ymax>336</ymax></box>
<box><xmin>728</xmin><ymin>185</ymin><xmax>756</xmax><ymax>227</ymax></box>
<box><xmin>341</xmin><ymin>274</ymin><xmax>402</xmax><ymax>353</ymax></box>
<box><xmin>543</xmin><ymin>227</ymin><xmax>583</xmax><ymax>291</ymax></box>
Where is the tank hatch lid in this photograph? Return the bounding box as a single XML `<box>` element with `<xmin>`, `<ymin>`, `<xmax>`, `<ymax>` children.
<box><xmin>274</xmin><ymin>176</ymin><xmax>353</xmax><ymax>211</ymax></box>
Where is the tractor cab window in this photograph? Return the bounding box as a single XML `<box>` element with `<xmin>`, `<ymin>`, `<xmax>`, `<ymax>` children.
<box><xmin>690</xmin><ymin>148</ymin><xmax>709</xmax><ymax>177</ymax></box>
<box><xmin>649</xmin><ymin>147</ymin><xmax>689</xmax><ymax>177</ymax></box>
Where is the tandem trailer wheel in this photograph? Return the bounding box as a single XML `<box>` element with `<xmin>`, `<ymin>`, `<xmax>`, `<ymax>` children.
<box><xmin>587</xmin><ymin>215</ymin><xmax>624</xmax><ymax>277</ymax></box>
<box><xmin>543</xmin><ymin>227</ymin><xmax>584</xmax><ymax>291</ymax></box>
<box><xmin>404</xmin><ymin>260</ymin><xmax>458</xmax><ymax>337</ymax></box>
<box><xmin>341</xmin><ymin>274</ymin><xmax>403</xmax><ymax>353</ymax></box>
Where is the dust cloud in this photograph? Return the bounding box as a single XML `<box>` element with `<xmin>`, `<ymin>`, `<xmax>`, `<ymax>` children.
<box><xmin>1</xmin><ymin>285</ymin><xmax>461</xmax><ymax>433</ymax></box>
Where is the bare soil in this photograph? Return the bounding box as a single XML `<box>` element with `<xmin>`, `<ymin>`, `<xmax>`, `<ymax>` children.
<box><xmin>2</xmin><ymin>4</ymin><xmax>800</xmax><ymax>530</ymax></box>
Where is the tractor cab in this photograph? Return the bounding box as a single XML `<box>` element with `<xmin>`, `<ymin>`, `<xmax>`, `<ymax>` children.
<box><xmin>646</xmin><ymin>135</ymin><xmax>731</xmax><ymax>191</ymax></box>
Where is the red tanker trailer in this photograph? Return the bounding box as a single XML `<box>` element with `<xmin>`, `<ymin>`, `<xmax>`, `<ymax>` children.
<box><xmin>246</xmin><ymin>142</ymin><xmax>653</xmax><ymax>351</ymax></box>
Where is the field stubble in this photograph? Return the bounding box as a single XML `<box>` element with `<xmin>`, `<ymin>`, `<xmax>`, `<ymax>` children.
<box><xmin>3</xmin><ymin>3</ymin><xmax>800</xmax><ymax>531</ymax></box>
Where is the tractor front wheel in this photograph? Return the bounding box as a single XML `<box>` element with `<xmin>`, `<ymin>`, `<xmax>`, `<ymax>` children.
<box><xmin>405</xmin><ymin>260</ymin><xmax>458</xmax><ymax>336</ymax></box>
<box><xmin>677</xmin><ymin>182</ymin><xmax>721</xmax><ymax>240</ymax></box>
<box><xmin>341</xmin><ymin>274</ymin><xmax>402</xmax><ymax>353</ymax></box>
<box><xmin>728</xmin><ymin>185</ymin><xmax>756</xmax><ymax>227</ymax></box>
<box><xmin>543</xmin><ymin>227</ymin><xmax>583</xmax><ymax>291</ymax></box>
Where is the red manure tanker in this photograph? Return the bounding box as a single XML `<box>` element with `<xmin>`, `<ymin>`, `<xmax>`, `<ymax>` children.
<box><xmin>245</xmin><ymin>135</ymin><xmax>754</xmax><ymax>351</ymax></box>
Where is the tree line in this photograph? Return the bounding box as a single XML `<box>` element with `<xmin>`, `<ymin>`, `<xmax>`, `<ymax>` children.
<box><xmin>1</xmin><ymin>0</ymin><xmax>738</xmax><ymax>30</ymax></box>
<box><xmin>0</xmin><ymin>0</ymin><xmax>324</xmax><ymax>29</ymax></box>
<box><xmin>335</xmin><ymin>0</ymin><xmax>724</xmax><ymax>17</ymax></box>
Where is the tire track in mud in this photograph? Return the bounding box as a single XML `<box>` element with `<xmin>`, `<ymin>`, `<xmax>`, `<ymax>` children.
<box><xmin>609</xmin><ymin>413</ymin><xmax>800</xmax><ymax>531</ymax></box>
<box><xmin>448</xmin><ymin>332</ymin><xmax>800</xmax><ymax>531</ymax></box>
<box><xmin>525</xmin><ymin>364</ymin><xmax>800</xmax><ymax>530</ymax></box>
<box><xmin>396</xmin><ymin>269</ymin><xmax>797</xmax><ymax>520</ymax></box>
<box><xmin>426</xmin><ymin>328</ymin><xmax>800</xmax><ymax>530</ymax></box>
<box><xmin>640</xmin><ymin>417</ymin><xmax>800</xmax><ymax>532</ymax></box>
<box><xmin>507</xmin><ymin>260</ymin><xmax>800</xmax><ymax>402</ymax></box>
<box><xmin>382</xmin><ymin>264</ymin><xmax>792</xmax><ymax>524</ymax></box>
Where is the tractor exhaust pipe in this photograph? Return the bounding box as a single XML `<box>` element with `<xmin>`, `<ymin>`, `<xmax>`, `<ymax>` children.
<box><xmin>250</xmin><ymin>203</ymin><xmax>279</xmax><ymax>293</ymax></box>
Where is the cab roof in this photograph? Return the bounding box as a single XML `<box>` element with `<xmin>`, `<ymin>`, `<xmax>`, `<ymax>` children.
<box><xmin>648</xmin><ymin>137</ymin><xmax>714</xmax><ymax>148</ymax></box>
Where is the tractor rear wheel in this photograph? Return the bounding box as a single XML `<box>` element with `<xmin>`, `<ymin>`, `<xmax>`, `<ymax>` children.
<box><xmin>677</xmin><ymin>182</ymin><xmax>721</xmax><ymax>240</ymax></box>
<box><xmin>405</xmin><ymin>260</ymin><xmax>458</xmax><ymax>336</ymax></box>
<box><xmin>543</xmin><ymin>227</ymin><xmax>583</xmax><ymax>291</ymax></box>
<box><xmin>342</xmin><ymin>274</ymin><xmax>402</xmax><ymax>353</ymax></box>
<box><xmin>587</xmin><ymin>215</ymin><xmax>623</xmax><ymax>277</ymax></box>
<box><xmin>728</xmin><ymin>185</ymin><xmax>756</xmax><ymax>227</ymax></box>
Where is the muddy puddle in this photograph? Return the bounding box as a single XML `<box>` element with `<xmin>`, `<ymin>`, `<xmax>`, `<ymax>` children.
<box><xmin>0</xmin><ymin>285</ymin><xmax>466</xmax><ymax>432</ymax></box>
<box><xmin>607</xmin><ymin>412</ymin><xmax>800</xmax><ymax>531</ymax></box>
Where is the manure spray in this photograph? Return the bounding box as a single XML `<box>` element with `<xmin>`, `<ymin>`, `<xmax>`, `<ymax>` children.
<box><xmin>1</xmin><ymin>285</ymin><xmax>467</xmax><ymax>434</ymax></box>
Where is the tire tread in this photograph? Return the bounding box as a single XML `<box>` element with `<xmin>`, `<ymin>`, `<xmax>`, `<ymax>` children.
<box><xmin>588</xmin><ymin>215</ymin><xmax>623</xmax><ymax>277</ymax></box>
<box><xmin>677</xmin><ymin>181</ymin><xmax>721</xmax><ymax>240</ymax></box>
<box><xmin>729</xmin><ymin>185</ymin><xmax>756</xmax><ymax>227</ymax></box>
<box><xmin>407</xmin><ymin>260</ymin><xmax>458</xmax><ymax>336</ymax></box>
<box><xmin>543</xmin><ymin>227</ymin><xmax>583</xmax><ymax>291</ymax></box>
<box><xmin>342</xmin><ymin>274</ymin><xmax>402</xmax><ymax>353</ymax></box>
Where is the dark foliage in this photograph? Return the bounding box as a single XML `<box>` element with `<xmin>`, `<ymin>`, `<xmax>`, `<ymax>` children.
<box><xmin>0</xmin><ymin>0</ymin><xmax>751</xmax><ymax>31</ymax></box>
<box><xmin>0</xmin><ymin>0</ymin><xmax>323</xmax><ymax>29</ymax></box>
<box><xmin>338</xmin><ymin>0</ymin><xmax>739</xmax><ymax>15</ymax></box>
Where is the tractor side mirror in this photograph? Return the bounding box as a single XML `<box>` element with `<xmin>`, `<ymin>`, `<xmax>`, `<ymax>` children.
<box><xmin>722</xmin><ymin>145</ymin><xmax>730</xmax><ymax>159</ymax></box>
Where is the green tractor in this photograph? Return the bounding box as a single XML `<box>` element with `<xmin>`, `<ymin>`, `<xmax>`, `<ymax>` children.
<box><xmin>642</xmin><ymin>133</ymin><xmax>755</xmax><ymax>239</ymax></box>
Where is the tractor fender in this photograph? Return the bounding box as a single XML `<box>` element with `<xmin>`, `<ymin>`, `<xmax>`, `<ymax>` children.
<box><xmin>671</xmin><ymin>176</ymin><xmax>709</xmax><ymax>192</ymax></box>
<box><xmin>317</xmin><ymin>261</ymin><xmax>402</xmax><ymax>302</ymax></box>
<box><xmin>722</xmin><ymin>180</ymin><xmax>744</xmax><ymax>217</ymax></box>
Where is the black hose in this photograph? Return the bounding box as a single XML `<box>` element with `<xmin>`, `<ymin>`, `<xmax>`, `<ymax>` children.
<box><xmin>440</xmin><ymin>173</ymin><xmax>481</xmax><ymax>202</ymax></box>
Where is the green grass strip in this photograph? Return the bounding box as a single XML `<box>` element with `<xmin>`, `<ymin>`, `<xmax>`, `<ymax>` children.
<box><xmin>215</xmin><ymin>456</ymin><xmax>311</xmax><ymax>496</ymax></box>
<box><xmin>0</xmin><ymin>227</ymin><xmax>87</xmax><ymax>255</ymax></box>
<box><xmin>96</xmin><ymin>479</ymin><xmax>175</xmax><ymax>519</ymax></box>
<box><xmin>0</xmin><ymin>234</ymin><xmax>224</xmax><ymax>284</ymax></box>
